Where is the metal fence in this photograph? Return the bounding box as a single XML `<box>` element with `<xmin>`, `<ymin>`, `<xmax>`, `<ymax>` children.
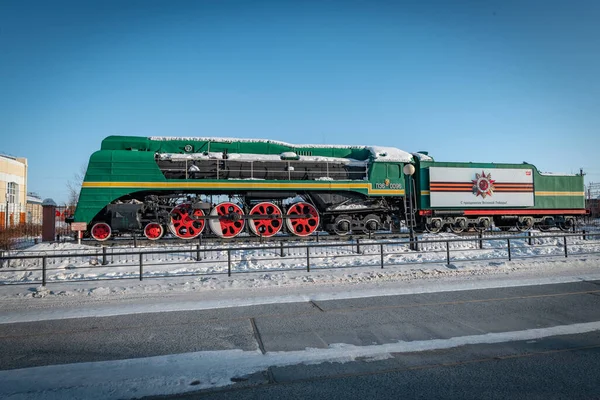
<box><xmin>0</xmin><ymin>205</ymin><xmax>73</xmax><ymax>250</ymax></box>
<box><xmin>0</xmin><ymin>231</ymin><xmax>598</xmax><ymax>287</ymax></box>
<box><xmin>0</xmin><ymin>202</ymin><xmax>42</xmax><ymax>250</ymax></box>
<box><xmin>54</xmin><ymin>205</ymin><xmax>73</xmax><ymax>239</ymax></box>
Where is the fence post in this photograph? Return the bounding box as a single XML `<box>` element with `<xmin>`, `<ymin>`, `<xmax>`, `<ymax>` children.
<box><xmin>479</xmin><ymin>231</ymin><xmax>483</xmax><ymax>249</ymax></box>
<box><xmin>199</xmin><ymin>234</ymin><xmax>203</xmax><ymax>247</ymax></box>
<box><xmin>0</xmin><ymin>251</ymin><xmax>3</xmax><ymax>268</ymax></box>
<box><xmin>306</xmin><ymin>246</ymin><xmax>310</xmax><ymax>272</ymax></box>
<box><xmin>280</xmin><ymin>242</ymin><xmax>284</xmax><ymax>257</ymax></box>
<box><xmin>564</xmin><ymin>236</ymin><xmax>568</xmax><ymax>258</ymax></box>
<box><xmin>582</xmin><ymin>230</ymin><xmax>586</xmax><ymax>240</ymax></box>
<box><xmin>414</xmin><ymin>236</ymin><xmax>419</xmax><ymax>252</ymax></box>
<box><xmin>133</xmin><ymin>235</ymin><xmax>137</xmax><ymax>248</ymax></box>
<box><xmin>446</xmin><ymin>241</ymin><xmax>450</xmax><ymax>266</ymax></box>
<box><xmin>102</xmin><ymin>246</ymin><xmax>108</xmax><ymax>265</ymax></box>
<box><xmin>380</xmin><ymin>243</ymin><xmax>384</xmax><ymax>269</ymax></box>
<box><xmin>316</xmin><ymin>231</ymin><xmax>319</xmax><ymax>242</ymax></box>
<box><xmin>196</xmin><ymin>244</ymin><xmax>201</xmax><ymax>261</ymax></box>
<box><xmin>507</xmin><ymin>238</ymin><xmax>511</xmax><ymax>261</ymax></box>
<box><xmin>227</xmin><ymin>249</ymin><xmax>232</xmax><ymax>277</ymax></box>
<box><xmin>528</xmin><ymin>231</ymin><xmax>532</xmax><ymax>246</ymax></box>
<box><xmin>42</xmin><ymin>256</ymin><xmax>47</xmax><ymax>286</ymax></box>
<box><xmin>356</xmin><ymin>238</ymin><xmax>361</xmax><ymax>254</ymax></box>
<box><xmin>139</xmin><ymin>253</ymin><xmax>143</xmax><ymax>280</ymax></box>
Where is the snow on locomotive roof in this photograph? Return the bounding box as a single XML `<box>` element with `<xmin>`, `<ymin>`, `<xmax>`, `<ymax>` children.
<box><xmin>149</xmin><ymin>136</ymin><xmax>413</xmax><ymax>162</ymax></box>
<box><xmin>411</xmin><ymin>152</ymin><xmax>433</xmax><ymax>161</ymax></box>
<box><xmin>157</xmin><ymin>152</ymin><xmax>369</xmax><ymax>166</ymax></box>
<box><xmin>538</xmin><ymin>171</ymin><xmax>579</xmax><ymax>176</ymax></box>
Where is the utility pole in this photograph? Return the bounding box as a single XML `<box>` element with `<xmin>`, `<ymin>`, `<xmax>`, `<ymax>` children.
<box><xmin>4</xmin><ymin>183</ymin><xmax>8</xmax><ymax>229</ymax></box>
<box><xmin>403</xmin><ymin>164</ymin><xmax>417</xmax><ymax>250</ymax></box>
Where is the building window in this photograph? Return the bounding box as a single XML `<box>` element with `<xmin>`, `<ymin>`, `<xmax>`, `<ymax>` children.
<box><xmin>7</xmin><ymin>182</ymin><xmax>18</xmax><ymax>204</ymax></box>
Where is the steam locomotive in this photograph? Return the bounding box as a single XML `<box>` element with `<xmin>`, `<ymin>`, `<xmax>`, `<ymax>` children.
<box><xmin>72</xmin><ymin>136</ymin><xmax>587</xmax><ymax>241</ymax></box>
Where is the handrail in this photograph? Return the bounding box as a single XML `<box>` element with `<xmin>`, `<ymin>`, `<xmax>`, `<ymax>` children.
<box><xmin>0</xmin><ymin>231</ymin><xmax>598</xmax><ymax>287</ymax></box>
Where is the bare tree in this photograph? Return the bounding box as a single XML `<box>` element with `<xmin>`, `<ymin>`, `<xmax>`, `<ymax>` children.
<box><xmin>66</xmin><ymin>163</ymin><xmax>88</xmax><ymax>208</ymax></box>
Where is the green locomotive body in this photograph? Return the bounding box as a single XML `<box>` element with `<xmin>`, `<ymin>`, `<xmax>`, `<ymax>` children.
<box><xmin>75</xmin><ymin>136</ymin><xmax>412</xmax><ymax>239</ymax></box>
<box><xmin>73</xmin><ymin>136</ymin><xmax>587</xmax><ymax>240</ymax></box>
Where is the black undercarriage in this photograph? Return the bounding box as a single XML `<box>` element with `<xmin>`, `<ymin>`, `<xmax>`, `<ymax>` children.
<box><xmin>91</xmin><ymin>191</ymin><xmax>405</xmax><ymax>238</ymax></box>
<box><xmin>89</xmin><ymin>190</ymin><xmax>580</xmax><ymax>240</ymax></box>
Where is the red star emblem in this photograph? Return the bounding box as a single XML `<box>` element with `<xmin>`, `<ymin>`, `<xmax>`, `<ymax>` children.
<box><xmin>472</xmin><ymin>171</ymin><xmax>496</xmax><ymax>198</ymax></box>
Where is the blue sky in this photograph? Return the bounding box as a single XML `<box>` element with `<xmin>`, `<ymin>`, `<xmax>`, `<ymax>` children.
<box><xmin>1</xmin><ymin>0</ymin><xmax>598</xmax><ymax>204</ymax></box>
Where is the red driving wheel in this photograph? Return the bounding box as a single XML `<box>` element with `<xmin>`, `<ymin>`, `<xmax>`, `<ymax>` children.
<box><xmin>249</xmin><ymin>202</ymin><xmax>283</xmax><ymax>237</ymax></box>
<box><xmin>209</xmin><ymin>202</ymin><xmax>245</xmax><ymax>238</ymax></box>
<box><xmin>168</xmin><ymin>204</ymin><xmax>205</xmax><ymax>239</ymax></box>
<box><xmin>285</xmin><ymin>202</ymin><xmax>319</xmax><ymax>236</ymax></box>
<box><xmin>90</xmin><ymin>222</ymin><xmax>111</xmax><ymax>241</ymax></box>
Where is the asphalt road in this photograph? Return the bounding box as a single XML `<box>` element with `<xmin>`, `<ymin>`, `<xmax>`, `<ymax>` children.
<box><xmin>168</xmin><ymin>331</ymin><xmax>600</xmax><ymax>400</ymax></box>
<box><xmin>1</xmin><ymin>280</ymin><xmax>600</xmax><ymax>398</ymax></box>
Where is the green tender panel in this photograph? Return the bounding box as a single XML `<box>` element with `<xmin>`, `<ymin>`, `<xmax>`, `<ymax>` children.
<box><xmin>534</xmin><ymin>173</ymin><xmax>585</xmax><ymax>209</ymax></box>
<box><xmin>100</xmin><ymin>135</ymin><xmax>372</xmax><ymax>160</ymax></box>
<box><xmin>415</xmin><ymin>161</ymin><xmax>584</xmax><ymax>210</ymax></box>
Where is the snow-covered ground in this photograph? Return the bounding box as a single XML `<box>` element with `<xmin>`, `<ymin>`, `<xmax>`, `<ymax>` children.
<box><xmin>1</xmin><ymin>231</ymin><xmax>598</xmax><ymax>291</ymax></box>
<box><xmin>0</xmin><ymin>231</ymin><xmax>597</xmax><ymax>308</ymax></box>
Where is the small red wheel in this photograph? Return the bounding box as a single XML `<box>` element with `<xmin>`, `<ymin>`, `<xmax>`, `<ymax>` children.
<box><xmin>286</xmin><ymin>202</ymin><xmax>319</xmax><ymax>236</ymax></box>
<box><xmin>209</xmin><ymin>202</ymin><xmax>245</xmax><ymax>238</ymax></box>
<box><xmin>249</xmin><ymin>202</ymin><xmax>283</xmax><ymax>237</ymax></box>
<box><xmin>91</xmin><ymin>222</ymin><xmax>111</xmax><ymax>241</ymax></box>
<box><xmin>144</xmin><ymin>222</ymin><xmax>164</xmax><ymax>240</ymax></box>
<box><xmin>168</xmin><ymin>204</ymin><xmax>205</xmax><ymax>239</ymax></box>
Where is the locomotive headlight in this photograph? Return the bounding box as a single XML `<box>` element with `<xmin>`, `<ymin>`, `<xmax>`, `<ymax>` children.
<box><xmin>403</xmin><ymin>164</ymin><xmax>415</xmax><ymax>176</ymax></box>
<box><xmin>184</xmin><ymin>144</ymin><xmax>193</xmax><ymax>152</ymax></box>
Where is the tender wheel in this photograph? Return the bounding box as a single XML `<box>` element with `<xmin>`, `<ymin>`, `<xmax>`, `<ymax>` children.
<box><xmin>90</xmin><ymin>222</ymin><xmax>111</xmax><ymax>241</ymax></box>
<box><xmin>516</xmin><ymin>217</ymin><xmax>533</xmax><ymax>232</ymax></box>
<box><xmin>249</xmin><ymin>202</ymin><xmax>282</xmax><ymax>237</ymax></box>
<box><xmin>209</xmin><ymin>202</ymin><xmax>245</xmax><ymax>238</ymax></box>
<box><xmin>144</xmin><ymin>222</ymin><xmax>164</xmax><ymax>240</ymax></box>
<box><xmin>474</xmin><ymin>218</ymin><xmax>491</xmax><ymax>232</ymax></box>
<box><xmin>168</xmin><ymin>204</ymin><xmax>205</xmax><ymax>239</ymax></box>
<box><xmin>538</xmin><ymin>218</ymin><xmax>554</xmax><ymax>232</ymax></box>
<box><xmin>450</xmin><ymin>218</ymin><xmax>467</xmax><ymax>234</ymax></box>
<box><xmin>425</xmin><ymin>219</ymin><xmax>443</xmax><ymax>233</ymax></box>
<box><xmin>559</xmin><ymin>218</ymin><xmax>575</xmax><ymax>232</ymax></box>
<box><xmin>286</xmin><ymin>202</ymin><xmax>319</xmax><ymax>236</ymax></box>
